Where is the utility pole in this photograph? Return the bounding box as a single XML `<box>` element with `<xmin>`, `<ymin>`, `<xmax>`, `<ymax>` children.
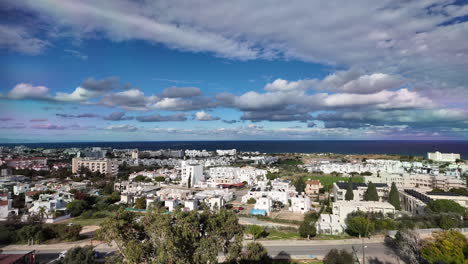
<box><xmin>352</xmin><ymin>245</ymin><xmax>361</xmax><ymax>264</ymax></box>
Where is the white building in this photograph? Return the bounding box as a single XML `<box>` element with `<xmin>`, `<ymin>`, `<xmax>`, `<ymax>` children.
<box><xmin>254</xmin><ymin>196</ymin><xmax>273</xmax><ymax>215</ymax></box>
<box><xmin>184</xmin><ymin>199</ymin><xmax>198</xmax><ymax>211</ymax></box>
<box><xmin>364</xmin><ymin>173</ymin><xmax>466</xmax><ymax>191</ymax></box>
<box><xmin>290</xmin><ymin>193</ymin><xmax>311</xmax><ymax>214</ymax></box>
<box><xmin>208</xmin><ymin>166</ymin><xmax>266</xmax><ymax>186</ymax></box>
<box><xmin>181</xmin><ymin>161</ymin><xmax>204</xmax><ymax>187</ymax></box>
<box><xmin>428</xmin><ymin>151</ymin><xmax>461</xmax><ymax>162</ymax></box>
<box><xmin>216</xmin><ymin>149</ymin><xmax>237</xmax><ymax>156</ymax></box>
<box><xmin>185</xmin><ymin>149</ymin><xmax>211</xmax><ymax>158</ymax></box>
<box><xmin>316</xmin><ymin>201</ymin><xmax>395</xmax><ymax>235</ymax></box>
<box><xmin>28</xmin><ymin>192</ymin><xmax>74</xmax><ymax>218</ymax></box>
<box><xmin>13</xmin><ymin>183</ymin><xmax>30</xmax><ymax>195</ymax></box>
<box><xmin>165</xmin><ymin>198</ymin><xmax>178</xmax><ymax>212</ymax></box>
<box><xmin>0</xmin><ymin>192</ymin><xmax>18</xmax><ymax>220</ymax></box>
<box><xmin>207</xmin><ymin>196</ymin><xmax>225</xmax><ymax>210</ymax></box>
<box><xmin>332</xmin><ymin>182</ymin><xmax>389</xmax><ymax>202</ymax></box>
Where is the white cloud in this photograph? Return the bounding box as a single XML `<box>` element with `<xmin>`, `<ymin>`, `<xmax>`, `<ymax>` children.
<box><xmin>264</xmin><ymin>78</ymin><xmax>317</xmax><ymax>92</ymax></box>
<box><xmin>0</xmin><ymin>24</ymin><xmax>48</xmax><ymax>55</ymax></box>
<box><xmin>194</xmin><ymin>111</ymin><xmax>220</xmax><ymax>121</ymax></box>
<box><xmin>106</xmin><ymin>124</ymin><xmax>138</xmax><ymax>132</ymax></box>
<box><xmin>8</xmin><ymin>83</ymin><xmax>49</xmax><ymax>99</ymax></box>
<box><xmin>54</xmin><ymin>87</ymin><xmax>101</xmax><ymax>102</ymax></box>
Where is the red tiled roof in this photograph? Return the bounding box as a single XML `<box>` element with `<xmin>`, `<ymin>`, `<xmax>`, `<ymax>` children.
<box><xmin>25</xmin><ymin>191</ymin><xmax>40</xmax><ymax>196</ymax></box>
<box><xmin>7</xmin><ymin>157</ymin><xmax>47</xmax><ymax>161</ymax></box>
<box><xmin>305</xmin><ymin>180</ymin><xmax>321</xmax><ymax>185</ymax></box>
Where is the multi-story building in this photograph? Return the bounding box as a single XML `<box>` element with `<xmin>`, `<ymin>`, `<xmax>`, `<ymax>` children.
<box><xmin>428</xmin><ymin>151</ymin><xmax>461</xmax><ymax>162</ymax></box>
<box><xmin>364</xmin><ymin>173</ymin><xmax>466</xmax><ymax>191</ymax></box>
<box><xmin>180</xmin><ymin>161</ymin><xmax>204</xmax><ymax>187</ymax></box>
<box><xmin>332</xmin><ymin>182</ymin><xmax>389</xmax><ymax>202</ymax></box>
<box><xmin>185</xmin><ymin>149</ymin><xmax>212</xmax><ymax>158</ymax></box>
<box><xmin>13</xmin><ymin>183</ymin><xmax>30</xmax><ymax>195</ymax></box>
<box><xmin>6</xmin><ymin>157</ymin><xmax>47</xmax><ymax>169</ymax></box>
<box><xmin>72</xmin><ymin>158</ymin><xmax>119</xmax><ymax>176</ymax></box>
<box><xmin>400</xmin><ymin>188</ymin><xmax>468</xmax><ymax>215</ymax></box>
<box><xmin>216</xmin><ymin>149</ymin><xmax>237</xmax><ymax>156</ymax></box>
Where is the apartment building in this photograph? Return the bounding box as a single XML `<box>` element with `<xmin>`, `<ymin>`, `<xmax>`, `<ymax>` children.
<box><xmin>290</xmin><ymin>193</ymin><xmax>311</xmax><ymax>213</ymax></box>
<box><xmin>428</xmin><ymin>151</ymin><xmax>461</xmax><ymax>162</ymax></box>
<box><xmin>6</xmin><ymin>157</ymin><xmax>47</xmax><ymax>169</ymax></box>
<box><xmin>332</xmin><ymin>182</ymin><xmax>389</xmax><ymax>202</ymax></box>
<box><xmin>72</xmin><ymin>158</ymin><xmax>118</xmax><ymax>176</ymax></box>
<box><xmin>180</xmin><ymin>160</ymin><xmax>204</xmax><ymax>187</ymax></box>
<box><xmin>305</xmin><ymin>180</ymin><xmax>323</xmax><ymax>196</ymax></box>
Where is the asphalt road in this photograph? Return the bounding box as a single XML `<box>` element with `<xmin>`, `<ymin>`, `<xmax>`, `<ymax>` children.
<box><xmin>263</xmin><ymin>241</ymin><xmax>400</xmax><ymax>264</ymax></box>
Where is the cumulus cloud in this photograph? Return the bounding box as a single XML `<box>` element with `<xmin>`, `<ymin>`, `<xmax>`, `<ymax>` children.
<box><xmin>194</xmin><ymin>111</ymin><xmax>220</xmax><ymax>121</ymax></box>
<box><xmin>317</xmin><ymin>70</ymin><xmax>404</xmax><ymax>94</ymax></box>
<box><xmin>161</xmin><ymin>87</ymin><xmax>201</xmax><ymax>98</ymax></box>
<box><xmin>106</xmin><ymin>124</ymin><xmax>138</xmax><ymax>132</ymax></box>
<box><xmin>7</xmin><ymin>83</ymin><xmax>49</xmax><ymax>99</ymax></box>
<box><xmin>264</xmin><ymin>78</ymin><xmax>317</xmax><ymax>92</ymax></box>
<box><xmin>136</xmin><ymin>113</ymin><xmax>187</xmax><ymax>122</ymax></box>
<box><xmin>100</xmin><ymin>89</ymin><xmax>159</xmax><ymax>110</ymax></box>
<box><xmin>103</xmin><ymin>112</ymin><xmax>133</xmax><ymax>121</ymax></box>
<box><xmin>81</xmin><ymin>77</ymin><xmax>119</xmax><ymax>92</ymax></box>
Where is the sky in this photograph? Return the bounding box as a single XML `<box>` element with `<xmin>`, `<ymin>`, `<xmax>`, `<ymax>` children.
<box><xmin>0</xmin><ymin>0</ymin><xmax>468</xmax><ymax>142</ymax></box>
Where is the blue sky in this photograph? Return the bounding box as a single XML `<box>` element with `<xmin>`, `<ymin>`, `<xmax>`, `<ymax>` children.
<box><xmin>1</xmin><ymin>0</ymin><xmax>468</xmax><ymax>142</ymax></box>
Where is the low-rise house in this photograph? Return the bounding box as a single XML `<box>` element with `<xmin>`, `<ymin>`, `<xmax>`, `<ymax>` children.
<box><xmin>184</xmin><ymin>199</ymin><xmax>198</xmax><ymax>211</ymax></box>
<box><xmin>290</xmin><ymin>193</ymin><xmax>311</xmax><ymax>214</ymax></box>
<box><xmin>207</xmin><ymin>196</ymin><xmax>224</xmax><ymax>210</ymax></box>
<box><xmin>254</xmin><ymin>196</ymin><xmax>273</xmax><ymax>215</ymax></box>
<box><xmin>165</xmin><ymin>198</ymin><xmax>178</xmax><ymax>212</ymax></box>
<box><xmin>305</xmin><ymin>180</ymin><xmax>322</xmax><ymax>196</ymax></box>
<box><xmin>13</xmin><ymin>183</ymin><xmax>30</xmax><ymax>195</ymax></box>
<box><xmin>28</xmin><ymin>192</ymin><xmax>73</xmax><ymax>220</ymax></box>
<box><xmin>0</xmin><ymin>192</ymin><xmax>18</xmax><ymax>220</ymax></box>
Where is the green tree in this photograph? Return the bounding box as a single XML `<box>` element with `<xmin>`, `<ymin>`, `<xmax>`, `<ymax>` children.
<box><xmin>323</xmin><ymin>249</ymin><xmax>354</xmax><ymax>264</ymax></box>
<box><xmin>388</xmin><ymin>182</ymin><xmax>401</xmax><ymax>210</ymax></box>
<box><xmin>345</xmin><ymin>216</ymin><xmax>374</xmax><ymax>237</ymax></box>
<box><xmin>244</xmin><ymin>225</ymin><xmax>265</xmax><ymax>240</ymax></box>
<box><xmin>345</xmin><ymin>178</ymin><xmax>354</xmax><ymax>201</ymax></box>
<box><xmin>154</xmin><ymin>176</ymin><xmax>165</xmax><ymax>182</ymax></box>
<box><xmin>62</xmin><ymin>246</ymin><xmax>96</xmax><ymax>264</ymax></box>
<box><xmin>66</xmin><ymin>200</ymin><xmax>87</xmax><ymax>217</ymax></box>
<box><xmin>364</xmin><ymin>182</ymin><xmax>379</xmax><ymax>201</ymax></box>
<box><xmin>134</xmin><ymin>197</ymin><xmax>147</xmax><ymax>210</ymax></box>
<box><xmin>438</xmin><ymin>214</ymin><xmax>462</xmax><ymax>229</ymax></box>
<box><xmin>299</xmin><ymin>220</ymin><xmax>317</xmax><ymax>239</ymax></box>
<box><xmin>427</xmin><ymin>199</ymin><xmax>465</xmax><ymax>215</ymax></box>
<box><xmin>294</xmin><ymin>177</ymin><xmax>305</xmax><ymax>193</ymax></box>
<box><xmin>421</xmin><ymin>230</ymin><xmax>466</xmax><ymax>264</ymax></box>
<box><xmin>17</xmin><ymin>224</ymin><xmax>45</xmax><ymax>244</ymax></box>
<box><xmin>133</xmin><ymin>175</ymin><xmax>147</xmax><ymax>182</ymax></box>
<box><xmin>96</xmin><ymin>207</ymin><xmax>243</xmax><ymax>264</ymax></box>
<box><xmin>247</xmin><ymin>198</ymin><xmax>257</xmax><ymax>204</ymax></box>
<box><xmin>239</xmin><ymin>242</ymin><xmax>272</xmax><ymax>264</ymax></box>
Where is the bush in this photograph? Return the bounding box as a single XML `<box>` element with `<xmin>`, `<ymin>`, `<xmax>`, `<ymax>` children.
<box><xmin>49</xmin><ymin>224</ymin><xmax>82</xmax><ymax>241</ymax></box>
<box><xmin>247</xmin><ymin>198</ymin><xmax>257</xmax><ymax>204</ymax></box>
<box><xmin>66</xmin><ymin>200</ymin><xmax>88</xmax><ymax>217</ymax></box>
<box><xmin>346</xmin><ymin>216</ymin><xmax>374</xmax><ymax>237</ymax></box>
<box><xmin>62</xmin><ymin>246</ymin><xmax>96</xmax><ymax>264</ymax></box>
<box><xmin>239</xmin><ymin>242</ymin><xmax>272</xmax><ymax>264</ymax></box>
<box><xmin>323</xmin><ymin>249</ymin><xmax>354</xmax><ymax>264</ymax></box>
<box><xmin>427</xmin><ymin>200</ymin><xmax>465</xmax><ymax>215</ymax></box>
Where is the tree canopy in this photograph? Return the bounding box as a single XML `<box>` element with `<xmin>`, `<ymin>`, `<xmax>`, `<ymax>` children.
<box><xmin>96</xmin><ymin>207</ymin><xmax>243</xmax><ymax>264</ymax></box>
<box><xmin>66</xmin><ymin>200</ymin><xmax>87</xmax><ymax>217</ymax></box>
<box><xmin>421</xmin><ymin>230</ymin><xmax>466</xmax><ymax>264</ymax></box>
<box><xmin>323</xmin><ymin>249</ymin><xmax>354</xmax><ymax>264</ymax></box>
<box><xmin>62</xmin><ymin>246</ymin><xmax>96</xmax><ymax>264</ymax></box>
<box><xmin>345</xmin><ymin>216</ymin><xmax>374</xmax><ymax>237</ymax></box>
<box><xmin>388</xmin><ymin>182</ymin><xmax>401</xmax><ymax>210</ymax></box>
<box><xmin>364</xmin><ymin>182</ymin><xmax>379</xmax><ymax>201</ymax></box>
<box><xmin>345</xmin><ymin>178</ymin><xmax>354</xmax><ymax>201</ymax></box>
<box><xmin>427</xmin><ymin>199</ymin><xmax>465</xmax><ymax>215</ymax></box>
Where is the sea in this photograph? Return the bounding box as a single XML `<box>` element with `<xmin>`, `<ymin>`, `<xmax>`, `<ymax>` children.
<box><xmin>1</xmin><ymin>140</ymin><xmax>467</xmax><ymax>159</ymax></box>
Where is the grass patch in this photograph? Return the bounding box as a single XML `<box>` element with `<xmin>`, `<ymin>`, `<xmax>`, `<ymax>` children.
<box><xmin>264</xmin><ymin>230</ymin><xmax>300</xmax><ymax>240</ymax></box>
<box><xmin>302</xmin><ymin>175</ymin><xmax>363</xmax><ymax>189</ymax></box>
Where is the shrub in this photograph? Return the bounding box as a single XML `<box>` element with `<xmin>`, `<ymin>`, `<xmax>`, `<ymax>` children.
<box><xmin>247</xmin><ymin>198</ymin><xmax>256</xmax><ymax>204</ymax></box>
